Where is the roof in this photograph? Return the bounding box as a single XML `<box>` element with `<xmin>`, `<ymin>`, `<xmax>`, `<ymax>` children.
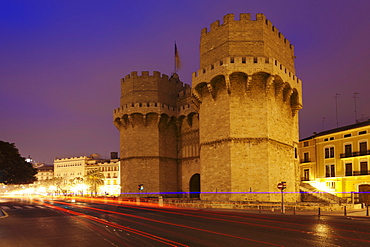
<box><xmin>300</xmin><ymin>119</ymin><xmax>370</xmax><ymax>141</ymax></box>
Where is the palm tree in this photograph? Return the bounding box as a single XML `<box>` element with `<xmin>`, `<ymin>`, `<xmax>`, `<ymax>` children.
<box><xmin>84</xmin><ymin>170</ymin><xmax>104</xmax><ymax>196</ymax></box>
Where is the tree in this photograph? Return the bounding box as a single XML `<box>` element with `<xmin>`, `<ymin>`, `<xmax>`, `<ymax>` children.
<box><xmin>42</xmin><ymin>177</ymin><xmax>65</xmax><ymax>195</ymax></box>
<box><xmin>0</xmin><ymin>141</ymin><xmax>37</xmax><ymax>184</ymax></box>
<box><xmin>84</xmin><ymin>170</ymin><xmax>104</xmax><ymax>196</ymax></box>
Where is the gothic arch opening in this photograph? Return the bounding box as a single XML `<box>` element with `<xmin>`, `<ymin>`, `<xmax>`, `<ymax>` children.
<box><xmin>359</xmin><ymin>184</ymin><xmax>370</xmax><ymax>205</ymax></box>
<box><xmin>189</xmin><ymin>173</ymin><xmax>200</xmax><ymax>199</ymax></box>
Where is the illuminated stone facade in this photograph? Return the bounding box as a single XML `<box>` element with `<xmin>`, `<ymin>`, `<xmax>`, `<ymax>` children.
<box><xmin>114</xmin><ymin>13</ymin><xmax>302</xmax><ymax>202</ymax></box>
<box><xmin>299</xmin><ymin>120</ymin><xmax>370</xmax><ymax>205</ymax></box>
<box><xmin>54</xmin><ymin>154</ymin><xmax>120</xmax><ymax>196</ymax></box>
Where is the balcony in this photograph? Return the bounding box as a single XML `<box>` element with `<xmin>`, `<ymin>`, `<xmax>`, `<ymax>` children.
<box><xmin>340</xmin><ymin>150</ymin><xmax>370</xmax><ymax>158</ymax></box>
<box><xmin>353</xmin><ymin>170</ymin><xmax>370</xmax><ymax>176</ymax></box>
<box><xmin>300</xmin><ymin>158</ymin><xmax>311</xmax><ymax>163</ymax></box>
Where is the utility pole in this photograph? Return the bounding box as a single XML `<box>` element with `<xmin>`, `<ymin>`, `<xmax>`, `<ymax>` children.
<box><xmin>335</xmin><ymin>93</ymin><xmax>340</xmax><ymax>127</ymax></box>
<box><xmin>353</xmin><ymin>92</ymin><xmax>360</xmax><ymax>123</ymax></box>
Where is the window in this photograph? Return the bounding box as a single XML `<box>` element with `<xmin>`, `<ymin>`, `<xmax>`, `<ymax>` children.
<box><xmin>345</xmin><ymin>163</ymin><xmax>353</xmax><ymax>176</ymax></box>
<box><xmin>303</xmin><ymin>141</ymin><xmax>309</xmax><ymax>147</ymax></box>
<box><xmin>344</xmin><ymin>133</ymin><xmax>352</xmax><ymax>138</ymax></box>
<box><xmin>325</xmin><ymin>164</ymin><xmax>335</xmax><ymax>177</ymax></box>
<box><xmin>359</xmin><ymin>130</ymin><xmax>367</xmax><ymax>135</ymax></box>
<box><xmin>326</xmin><ymin>182</ymin><xmax>335</xmax><ymax>189</ymax></box>
<box><xmin>330</xmin><ymin>137</ymin><xmax>334</xmax><ymax>140</ymax></box>
<box><xmin>360</xmin><ymin>162</ymin><xmax>368</xmax><ymax>175</ymax></box>
<box><xmin>360</xmin><ymin>142</ymin><xmax>367</xmax><ymax>155</ymax></box>
<box><xmin>330</xmin><ymin>147</ymin><xmax>334</xmax><ymax>158</ymax></box>
<box><xmin>303</xmin><ymin>169</ymin><xmax>309</xmax><ymax>181</ymax></box>
<box><xmin>324</xmin><ymin>138</ymin><xmax>328</xmax><ymax>142</ymax></box>
<box><xmin>303</xmin><ymin>152</ymin><xmax>309</xmax><ymax>162</ymax></box>
<box><xmin>325</xmin><ymin>147</ymin><xmax>334</xmax><ymax>158</ymax></box>
<box><xmin>345</xmin><ymin>144</ymin><xmax>352</xmax><ymax>157</ymax></box>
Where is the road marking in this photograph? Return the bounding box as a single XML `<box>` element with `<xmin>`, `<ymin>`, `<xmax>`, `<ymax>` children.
<box><xmin>1</xmin><ymin>206</ymin><xmax>10</xmax><ymax>209</ymax></box>
<box><xmin>25</xmin><ymin>206</ymin><xmax>34</xmax><ymax>209</ymax></box>
<box><xmin>13</xmin><ymin>206</ymin><xmax>23</xmax><ymax>209</ymax></box>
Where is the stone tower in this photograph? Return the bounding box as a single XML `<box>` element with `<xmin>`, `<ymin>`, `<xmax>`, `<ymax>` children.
<box><xmin>113</xmin><ymin>71</ymin><xmax>185</xmax><ymax>196</ymax></box>
<box><xmin>192</xmin><ymin>13</ymin><xmax>302</xmax><ymax>201</ymax></box>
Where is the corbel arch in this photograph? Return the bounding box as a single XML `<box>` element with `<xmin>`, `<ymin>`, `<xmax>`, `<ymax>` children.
<box><xmin>229</xmin><ymin>71</ymin><xmax>248</xmax><ymax>92</ymax></box>
<box><xmin>209</xmin><ymin>74</ymin><xmax>226</xmax><ymax>99</ymax></box>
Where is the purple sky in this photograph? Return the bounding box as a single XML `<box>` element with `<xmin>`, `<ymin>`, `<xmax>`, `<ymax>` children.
<box><xmin>1</xmin><ymin>1</ymin><xmax>370</xmax><ymax>164</ymax></box>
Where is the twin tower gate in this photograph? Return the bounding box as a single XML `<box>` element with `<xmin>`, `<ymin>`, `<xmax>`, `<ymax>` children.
<box><xmin>113</xmin><ymin>13</ymin><xmax>302</xmax><ymax>202</ymax></box>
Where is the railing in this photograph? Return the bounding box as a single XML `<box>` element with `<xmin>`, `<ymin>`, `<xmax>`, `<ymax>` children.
<box><xmin>353</xmin><ymin>170</ymin><xmax>370</xmax><ymax>176</ymax></box>
<box><xmin>340</xmin><ymin>150</ymin><xmax>370</xmax><ymax>158</ymax></box>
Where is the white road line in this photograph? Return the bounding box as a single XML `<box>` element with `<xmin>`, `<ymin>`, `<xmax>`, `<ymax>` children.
<box><xmin>1</xmin><ymin>206</ymin><xmax>10</xmax><ymax>209</ymax></box>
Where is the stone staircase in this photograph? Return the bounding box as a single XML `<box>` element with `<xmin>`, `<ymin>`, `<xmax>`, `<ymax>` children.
<box><xmin>300</xmin><ymin>182</ymin><xmax>346</xmax><ymax>204</ymax></box>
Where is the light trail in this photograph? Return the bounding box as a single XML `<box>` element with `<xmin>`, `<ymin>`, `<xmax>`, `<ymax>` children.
<box><xmin>45</xmin><ymin>199</ymin><xmax>284</xmax><ymax>246</ymax></box>
<box><xmin>74</xmin><ymin>197</ymin><xmax>370</xmax><ymax>234</ymax></box>
<box><xmin>42</xmin><ymin>200</ymin><xmax>189</xmax><ymax>247</ymax></box>
<box><xmin>44</xmin><ymin>199</ymin><xmax>370</xmax><ymax>245</ymax></box>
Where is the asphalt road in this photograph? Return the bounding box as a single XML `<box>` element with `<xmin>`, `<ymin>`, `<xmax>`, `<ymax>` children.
<box><xmin>1</xmin><ymin>197</ymin><xmax>370</xmax><ymax>246</ymax></box>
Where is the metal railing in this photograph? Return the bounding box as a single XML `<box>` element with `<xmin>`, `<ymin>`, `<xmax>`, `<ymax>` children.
<box><xmin>340</xmin><ymin>150</ymin><xmax>370</xmax><ymax>158</ymax></box>
<box><xmin>300</xmin><ymin>158</ymin><xmax>311</xmax><ymax>163</ymax></box>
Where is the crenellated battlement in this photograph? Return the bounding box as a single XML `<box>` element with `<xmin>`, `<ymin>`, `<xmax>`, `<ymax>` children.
<box><xmin>54</xmin><ymin>156</ymin><xmax>88</xmax><ymax>162</ymax></box>
<box><xmin>123</xmin><ymin>71</ymin><xmax>169</xmax><ymax>82</ymax></box>
<box><xmin>192</xmin><ymin>56</ymin><xmax>301</xmax><ymax>86</ymax></box>
<box><xmin>120</xmin><ymin>71</ymin><xmax>185</xmax><ymax>109</ymax></box>
<box><xmin>201</xmin><ymin>13</ymin><xmax>292</xmax><ymax>49</ymax></box>
<box><xmin>199</xmin><ymin>13</ymin><xmax>295</xmax><ymax>72</ymax></box>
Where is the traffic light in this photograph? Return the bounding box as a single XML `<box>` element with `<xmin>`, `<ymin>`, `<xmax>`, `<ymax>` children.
<box><xmin>281</xmin><ymin>181</ymin><xmax>286</xmax><ymax>190</ymax></box>
<box><xmin>138</xmin><ymin>184</ymin><xmax>144</xmax><ymax>190</ymax></box>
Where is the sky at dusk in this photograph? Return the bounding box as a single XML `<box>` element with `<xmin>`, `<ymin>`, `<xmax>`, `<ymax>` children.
<box><xmin>1</xmin><ymin>0</ymin><xmax>370</xmax><ymax>164</ymax></box>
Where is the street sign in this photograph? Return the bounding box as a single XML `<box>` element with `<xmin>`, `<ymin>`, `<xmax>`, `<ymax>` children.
<box><xmin>277</xmin><ymin>181</ymin><xmax>286</xmax><ymax>190</ymax></box>
<box><xmin>138</xmin><ymin>184</ymin><xmax>144</xmax><ymax>190</ymax></box>
<box><xmin>277</xmin><ymin>183</ymin><xmax>283</xmax><ymax>190</ymax></box>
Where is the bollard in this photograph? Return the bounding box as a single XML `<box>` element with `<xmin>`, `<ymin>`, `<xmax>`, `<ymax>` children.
<box><xmin>344</xmin><ymin>206</ymin><xmax>347</xmax><ymax>216</ymax></box>
<box><xmin>158</xmin><ymin>196</ymin><xmax>163</xmax><ymax>207</ymax></box>
<box><xmin>258</xmin><ymin>205</ymin><xmax>261</xmax><ymax>213</ymax></box>
<box><xmin>318</xmin><ymin>207</ymin><xmax>321</xmax><ymax>216</ymax></box>
<box><xmin>136</xmin><ymin>197</ymin><xmax>140</xmax><ymax>206</ymax></box>
<box><xmin>293</xmin><ymin>206</ymin><xmax>296</xmax><ymax>215</ymax></box>
<box><xmin>367</xmin><ymin>205</ymin><xmax>369</xmax><ymax>216</ymax></box>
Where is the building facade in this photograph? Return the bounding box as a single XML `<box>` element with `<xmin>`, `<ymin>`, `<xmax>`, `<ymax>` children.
<box><xmin>299</xmin><ymin>120</ymin><xmax>370</xmax><ymax>205</ymax></box>
<box><xmin>85</xmin><ymin>158</ymin><xmax>120</xmax><ymax>196</ymax></box>
<box><xmin>114</xmin><ymin>13</ymin><xmax>303</xmax><ymax>202</ymax></box>
<box><xmin>54</xmin><ymin>153</ymin><xmax>120</xmax><ymax>196</ymax></box>
<box><xmin>34</xmin><ymin>164</ymin><xmax>54</xmax><ymax>184</ymax></box>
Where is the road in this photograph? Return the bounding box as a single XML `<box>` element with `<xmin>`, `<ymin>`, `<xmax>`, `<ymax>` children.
<box><xmin>1</xmin><ymin>197</ymin><xmax>370</xmax><ymax>246</ymax></box>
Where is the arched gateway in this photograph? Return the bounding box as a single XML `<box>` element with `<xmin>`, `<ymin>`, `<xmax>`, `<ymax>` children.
<box><xmin>189</xmin><ymin>174</ymin><xmax>200</xmax><ymax>198</ymax></box>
